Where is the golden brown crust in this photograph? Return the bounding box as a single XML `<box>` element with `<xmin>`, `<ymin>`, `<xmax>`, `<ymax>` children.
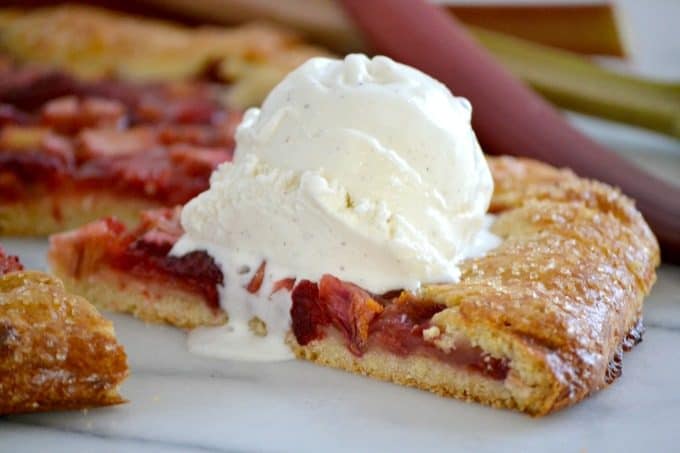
<box><xmin>0</xmin><ymin>4</ymin><xmax>329</xmax><ymax>108</ymax></box>
<box><xmin>0</xmin><ymin>270</ymin><xmax>128</xmax><ymax>415</ymax></box>
<box><xmin>293</xmin><ymin>156</ymin><xmax>659</xmax><ymax>415</ymax></box>
<box><xmin>288</xmin><ymin>331</ymin><xmax>518</xmax><ymax>410</ymax></box>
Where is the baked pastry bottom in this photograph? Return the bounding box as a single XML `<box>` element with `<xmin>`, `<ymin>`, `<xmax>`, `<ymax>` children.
<box><xmin>288</xmin><ymin>330</ymin><xmax>517</xmax><ymax>409</ymax></box>
<box><xmin>55</xmin><ymin>267</ymin><xmax>226</xmax><ymax>329</ymax></box>
<box><xmin>47</xmin><ymin>156</ymin><xmax>660</xmax><ymax>415</ymax></box>
<box><xmin>287</xmin><ymin>319</ymin><xmax>643</xmax><ymax>416</ymax></box>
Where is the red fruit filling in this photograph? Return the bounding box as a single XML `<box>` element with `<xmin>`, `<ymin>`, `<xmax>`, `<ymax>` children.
<box><xmin>246</xmin><ymin>262</ymin><xmax>267</xmax><ymax>294</ymax></box>
<box><xmin>291</xmin><ymin>275</ymin><xmax>510</xmax><ymax>380</ymax></box>
<box><xmin>0</xmin><ymin>246</ymin><xmax>23</xmax><ymax>275</ymax></box>
<box><xmin>60</xmin><ymin>208</ymin><xmax>223</xmax><ymax>309</ymax></box>
<box><xmin>63</xmin><ymin>218</ymin><xmax>510</xmax><ymax>379</ymax></box>
<box><xmin>0</xmin><ymin>61</ymin><xmax>240</xmax><ymax>204</ymax></box>
<box><xmin>272</xmin><ymin>278</ymin><xmax>296</xmax><ymax>294</ymax></box>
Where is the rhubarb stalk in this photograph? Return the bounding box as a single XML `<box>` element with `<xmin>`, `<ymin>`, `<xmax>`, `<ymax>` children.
<box><xmin>471</xmin><ymin>27</ymin><xmax>680</xmax><ymax>139</ymax></box>
<box><xmin>337</xmin><ymin>0</ymin><xmax>680</xmax><ymax>262</ymax></box>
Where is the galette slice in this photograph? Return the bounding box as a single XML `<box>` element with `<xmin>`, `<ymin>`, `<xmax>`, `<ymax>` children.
<box><xmin>48</xmin><ymin>156</ymin><xmax>659</xmax><ymax>415</ymax></box>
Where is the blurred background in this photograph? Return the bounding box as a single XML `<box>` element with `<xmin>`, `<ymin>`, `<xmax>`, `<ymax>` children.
<box><xmin>2</xmin><ymin>1</ymin><xmax>676</xmax><ymax>145</ymax></box>
<box><xmin>0</xmin><ymin>0</ymin><xmax>677</xmax><ymax>204</ymax></box>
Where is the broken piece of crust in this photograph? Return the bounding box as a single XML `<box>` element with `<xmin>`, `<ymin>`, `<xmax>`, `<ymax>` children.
<box><xmin>0</xmin><ymin>270</ymin><xmax>129</xmax><ymax>415</ymax></box>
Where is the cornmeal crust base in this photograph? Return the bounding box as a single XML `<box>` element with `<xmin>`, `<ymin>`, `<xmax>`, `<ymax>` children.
<box><xmin>48</xmin><ymin>156</ymin><xmax>660</xmax><ymax>415</ymax></box>
<box><xmin>287</xmin><ymin>331</ymin><xmax>517</xmax><ymax>410</ymax></box>
<box><xmin>0</xmin><ymin>270</ymin><xmax>128</xmax><ymax>415</ymax></box>
<box><xmin>0</xmin><ymin>191</ymin><xmax>161</xmax><ymax>236</ymax></box>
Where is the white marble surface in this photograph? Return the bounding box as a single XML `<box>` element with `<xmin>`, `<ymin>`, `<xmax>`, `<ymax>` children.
<box><xmin>1</xmin><ymin>1</ymin><xmax>679</xmax><ymax>452</ymax></box>
<box><xmin>1</xmin><ymin>242</ymin><xmax>679</xmax><ymax>453</ymax></box>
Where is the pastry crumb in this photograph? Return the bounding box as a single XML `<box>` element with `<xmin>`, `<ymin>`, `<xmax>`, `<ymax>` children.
<box><xmin>422</xmin><ymin>325</ymin><xmax>440</xmax><ymax>342</ymax></box>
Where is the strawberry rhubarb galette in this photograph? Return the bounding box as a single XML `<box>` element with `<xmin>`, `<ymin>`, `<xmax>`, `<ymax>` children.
<box><xmin>48</xmin><ymin>155</ymin><xmax>658</xmax><ymax>415</ymax></box>
<box><xmin>48</xmin><ymin>55</ymin><xmax>659</xmax><ymax>415</ymax></box>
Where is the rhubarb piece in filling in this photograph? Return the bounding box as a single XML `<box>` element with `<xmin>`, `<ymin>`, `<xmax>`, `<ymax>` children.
<box><xmin>0</xmin><ymin>246</ymin><xmax>24</xmax><ymax>274</ymax></box>
<box><xmin>291</xmin><ymin>275</ymin><xmax>510</xmax><ymax>381</ymax></box>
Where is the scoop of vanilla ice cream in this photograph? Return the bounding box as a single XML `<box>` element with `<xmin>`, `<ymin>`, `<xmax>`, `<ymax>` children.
<box><xmin>179</xmin><ymin>54</ymin><xmax>493</xmax><ymax>293</ymax></box>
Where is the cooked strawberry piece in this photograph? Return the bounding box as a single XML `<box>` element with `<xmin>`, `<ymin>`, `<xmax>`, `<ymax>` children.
<box><xmin>137</xmin><ymin>208</ymin><xmax>184</xmax><ymax>237</ymax></box>
<box><xmin>272</xmin><ymin>278</ymin><xmax>296</xmax><ymax>294</ymax></box>
<box><xmin>317</xmin><ymin>275</ymin><xmax>384</xmax><ymax>355</ymax></box>
<box><xmin>157</xmin><ymin>119</ymin><xmax>239</xmax><ymax>149</ymax></box>
<box><xmin>81</xmin><ymin>98</ymin><xmax>126</xmax><ymax>129</ymax></box>
<box><xmin>42</xmin><ymin>96</ymin><xmax>126</xmax><ymax>134</ymax></box>
<box><xmin>135</xmin><ymin>94</ymin><xmax>219</xmax><ymax>125</ymax></box>
<box><xmin>158</xmin><ymin>125</ymin><xmax>220</xmax><ymax>147</ymax></box>
<box><xmin>170</xmin><ymin>99</ymin><xmax>220</xmax><ymax>124</ymax></box>
<box><xmin>0</xmin><ymin>246</ymin><xmax>23</xmax><ymax>275</ymax></box>
<box><xmin>291</xmin><ymin>277</ymin><xmax>510</xmax><ymax>380</ymax></box>
<box><xmin>41</xmin><ymin>133</ymin><xmax>74</xmax><ymax>159</ymax></box>
<box><xmin>291</xmin><ymin>280</ymin><xmax>328</xmax><ymax>345</ymax></box>
<box><xmin>246</xmin><ymin>261</ymin><xmax>267</xmax><ymax>294</ymax></box>
<box><xmin>40</xmin><ymin>96</ymin><xmax>80</xmax><ymax>133</ymax></box>
<box><xmin>77</xmin><ymin>127</ymin><xmax>156</xmax><ymax>159</ymax></box>
<box><xmin>291</xmin><ymin>276</ymin><xmax>384</xmax><ymax>353</ymax></box>
<box><xmin>368</xmin><ymin>295</ymin><xmax>446</xmax><ymax>356</ymax></box>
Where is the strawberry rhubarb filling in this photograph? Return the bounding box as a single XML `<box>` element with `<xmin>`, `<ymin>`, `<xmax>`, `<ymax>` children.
<box><xmin>52</xmin><ymin>207</ymin><xmax>511</xmax><ymax>377</ymax></box>
<box><xmin>0</xmin><ymin>61</ymin><xmax>240</xmax><ymax>206</ymax></box>
<box><xmin>51</xmin><ymin>209</ymin><xmax>224</xmax><ymax>311</ymax></box>
<box><xmin>0</xmin><ymin>246</ymin><xmax>23</xmax><ymax>275</ymax></box>
<box><xmin>290</xmin><ymin>276</ymin><xmax>510</xmax><ymax>380</ymax></box>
